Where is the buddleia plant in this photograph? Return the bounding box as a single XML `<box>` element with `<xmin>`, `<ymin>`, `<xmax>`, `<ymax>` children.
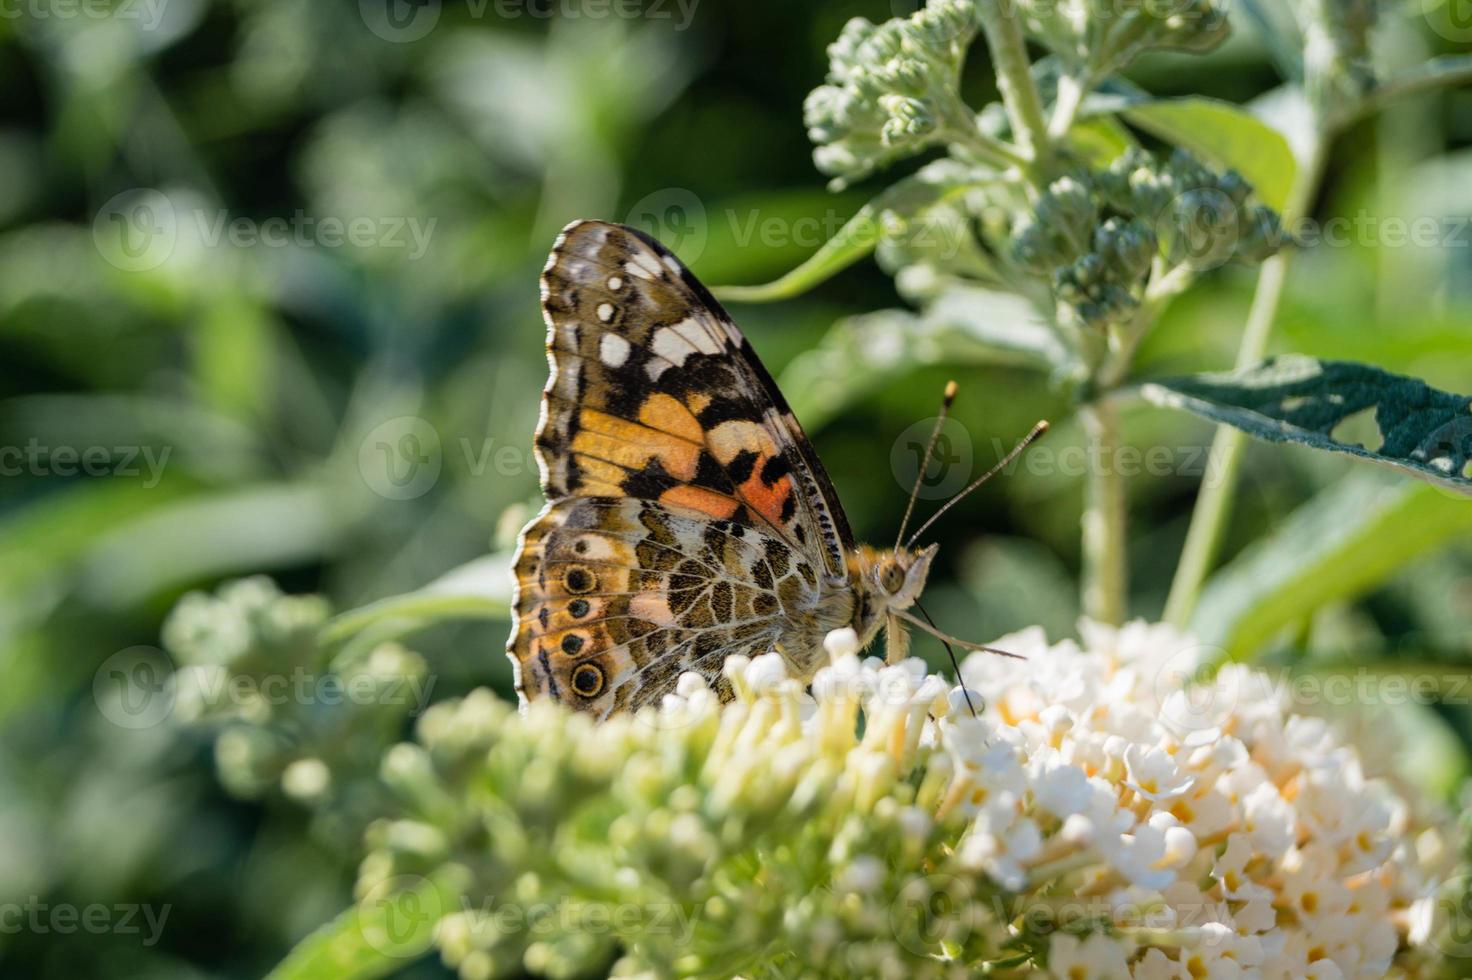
<box><xmin>722</xmin><ymin>0</ymin><xmax>1472</xmax><ymax>630</ymax></box>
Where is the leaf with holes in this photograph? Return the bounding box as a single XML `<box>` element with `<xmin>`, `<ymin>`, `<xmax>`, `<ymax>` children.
<box><xmin>1139</xmin><ymin>355</ymin><xmax>1472</xmax><ymax>494</ymax></box>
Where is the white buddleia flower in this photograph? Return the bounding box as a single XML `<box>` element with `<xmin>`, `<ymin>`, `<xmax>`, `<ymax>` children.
<box><xmin>352</xmin><ymin>620</ymin><xmax>1462</xmax><ymax>978</ymax></box>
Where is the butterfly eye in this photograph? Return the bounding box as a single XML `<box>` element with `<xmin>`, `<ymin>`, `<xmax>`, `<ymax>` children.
<box><xmin>571</xmin><ymin>663</ymin><xmax>605</xmax><ymax>698</ymax></box>
<box><xmin>880</xmin><ymin>563</ymin><xmax>905</xmax><ymax>594</ymax></box>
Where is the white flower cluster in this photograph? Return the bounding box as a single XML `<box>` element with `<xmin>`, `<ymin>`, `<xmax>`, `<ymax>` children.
<box><xmin>663</xmin><ymin>620</ymin><xmax>1458</xmax><ymax>979</ymax></box>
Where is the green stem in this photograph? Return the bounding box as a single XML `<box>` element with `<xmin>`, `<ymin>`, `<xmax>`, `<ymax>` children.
<box><xmin>1047</xmin><ymin>71</ymin><xmax>1089</xmax><ymax>139</ymax></box>
<box><xmin>975</xmin><ymin>0</ymin><xmax>1051</xmax><ymax>166</ymax></box>
<box><xmin>936</xmin><ymin>91</ymin><xmax>1030</xmax><ymax>170</ymax></box>
<box><xmin>1162</xmin><ymin>135</ymin><xmax>1329</xmax><ymax>628</ymax></box>
<box><xmin>1080</xmin><ymin>400</ymin><xmax>1127</xmax><ymax>625</ymax></box>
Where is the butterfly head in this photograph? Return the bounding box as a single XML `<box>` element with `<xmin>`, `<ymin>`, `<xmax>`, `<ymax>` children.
<box><xmin>850</xmin><ymin>542</ymin><xmax>937</xmax><ymax>623</ymax></box>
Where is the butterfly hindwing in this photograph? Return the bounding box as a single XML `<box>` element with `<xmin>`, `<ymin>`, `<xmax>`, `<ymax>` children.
<box><xmin>509</xmin><ymin>496</ymin><xmax>831</xmax><ymax>718</ymax></box>
<box><xmin>508</xmin><ymin>220</ymin><xmax>857</xmax><ymax>716</ymax></box>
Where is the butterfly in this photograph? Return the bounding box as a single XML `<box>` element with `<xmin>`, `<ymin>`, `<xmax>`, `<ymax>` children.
<box><xmin>507</xmin><ymin>220</ymin><xmax>1043</xmax><ymax>719</ymax></box>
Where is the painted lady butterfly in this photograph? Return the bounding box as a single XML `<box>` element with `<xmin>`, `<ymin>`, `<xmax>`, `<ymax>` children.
<box><xmin>508</xmin><ymin>220</ymin><xmax>1039</xmax><ymax>719</ymax></box>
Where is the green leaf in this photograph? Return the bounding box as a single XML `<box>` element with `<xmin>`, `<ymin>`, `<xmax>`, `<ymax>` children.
<box><xmin>711</xmin><ymin>163</ymin><xmax>987</xmax><ymax>303</ymax></box>
<box><xmin>1139</xmin><ymin>355</ymin><xmax>1472</xmax><ymax>495</ymax></box>
<box><xmin>779</xmin><ymin>288</ymin><xmax>1064</xmax><ymax>428</ymax></box>
<box><xmin>1192</xmin><ymin>473</ymin><xmax>1472</xmax><ymax>660</ymax></box>
<box><xmin>266</xmin><ymin>868</ymin><xmax>471</xmax><ymax>980</ymax></box>
<box><xmin>79</xmin><ymin>483</ymin><xmax>347</xmax><ymax>608</ymax></box>
<box><xmin>1122</xmin><ymin>98</ymin><xmax>1297</xmax><ymax>212</ymax></box>
<box><xmin>321</xmin><ymin>553</ymin><xmax>513</xmax><ymax>646</ymax></box>
<box><xmin>1066</xmin><ymin>116</ymin><xmax>1138</xmax><ymax>169</ymax></box>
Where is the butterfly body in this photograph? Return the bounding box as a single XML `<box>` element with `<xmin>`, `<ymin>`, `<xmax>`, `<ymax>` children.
<box><xmin>508</xmin><ymin>220</ymin><xmax>937</xmax><ymax>719</ymax></box>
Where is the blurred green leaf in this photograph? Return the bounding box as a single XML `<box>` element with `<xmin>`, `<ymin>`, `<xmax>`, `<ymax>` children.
<box><xmin>712</xmin><ymin>164</ymin><xmax>987</xmax><ymax>303</ymax></box>
<box><xmin>266</xmin><ymin>867</ymin><xmax>471</xmax><ymax>980</ymax></box>
<box><xmin>780</xmin><ymin>288</ymin><xmax>1062</xmax><ymax>429</ymax></box>
<box><xmin>1121</xmin><ymin>97</ymin><xmax>1297</xmax><ymax>211</ymax></box>
<box><xmin>1192</xmin><ymin>473</ymin><xmax>1472</xmax><ymax>659</ymax></box>
<box><xmin>79</xmin><ymin>483</ymin><xmax>346</xmax><ymax>608</ymax></box>
<box><xmin>1140</xmin><ymin>355</ymin><xmax>1472</xmax><ymax>494</ymax></box>
<box><xmin>322</xmin><ymin>553</ymin><xmax>513</xmax><ymax>647</ymax></box>
<box><xmin>1066</xmin><ymin>116</ymin><xmax>1137</xmax><ymax>168</ymax></box>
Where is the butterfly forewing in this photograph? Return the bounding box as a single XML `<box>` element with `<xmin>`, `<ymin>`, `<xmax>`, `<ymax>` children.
<box><xmin>509</xmin><ymin>220</ymin><xmax>857</xmax><ymax>716</ymax></box>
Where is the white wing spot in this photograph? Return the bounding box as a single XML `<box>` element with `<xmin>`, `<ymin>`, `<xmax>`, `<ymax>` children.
<box><xmin>597</xmin><ymin>302</ymin><xmax>615</xmax><ymax>323</ymax></box>
<box><xmin>652</xmin><ymin>324</ymin><xmax>699</xmax><ymax>366</ymax></box>
<box><xmin>671</xmin><ymin>317</ymin><xmax>722</xmax><ymax>355</ymax></box>
<box><xmin>599</xmin><ymin>332</ymin><xmax>631</xmax><ymax>368</ymax></box>
<box><xmin>628</xmin><ymin>251</ymin><xmax>663</xmax><ymax>279</ymax></box>
<box><xmin>663</xmin><ymin>255</ymin><xmax>682</xmax><ymax>274</ymax></box>
<box><xmin>607</xmin><ymin>275</ymin><xmax>623</xmax><ymax>290</ymax></box>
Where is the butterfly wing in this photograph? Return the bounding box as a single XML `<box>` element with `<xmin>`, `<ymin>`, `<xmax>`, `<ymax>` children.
<box><xmin>508</xmin><ymin>220</ymin><xmax>855</xmax><ymax>716</ymax></box>
<box><xmin>509</xmin><ymin>496</ymin><xmax>835</xmax><ymax>719</ymax></box>
<box><xmin>533</xmin><ymin>219</ymin><xmax>853</xmax><ymax>576</ymax></box>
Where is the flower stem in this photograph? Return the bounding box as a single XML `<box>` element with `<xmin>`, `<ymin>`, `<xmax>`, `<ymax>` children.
<box><xmin>1162</xmin><ymin>135</ymin><xmax>1328</xmax><ymax>628</ymax></box>
<box><xmin>975</xmin><ymin>0</ymin><xmax>1051</xmax><ymax>166</ymax></box>
<box><xmin>1080</xmin><ymin>400</ymin><xmax>1127</xmax><ymax>625</ymax></box>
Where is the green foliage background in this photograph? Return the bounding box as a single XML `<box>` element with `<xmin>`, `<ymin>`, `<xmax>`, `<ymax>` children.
<box><xmin>0</xmin><ymin>0</ymin><xmax>1469</xmax><ymax>976</ymax></box>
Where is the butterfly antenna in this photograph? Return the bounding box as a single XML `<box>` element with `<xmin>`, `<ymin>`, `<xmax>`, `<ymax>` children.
<box><xmin>904</xmin><ymin>420</ymin><xmax>1049</xmax><ymax>550</ymax></box>
<box><xmin>915</xmin><ymin>599</ymin><xmax>977</xmax><ymax>717</ymax></box>
<box><xmin>894</xmin><ymin>380</ymin><xmax>958</xmax><ymax>556</ymax></box>
<box><xmin>897</xmin><ymin>609</ymin><xmax>1026</xmax><ymax>660</ymax></box>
